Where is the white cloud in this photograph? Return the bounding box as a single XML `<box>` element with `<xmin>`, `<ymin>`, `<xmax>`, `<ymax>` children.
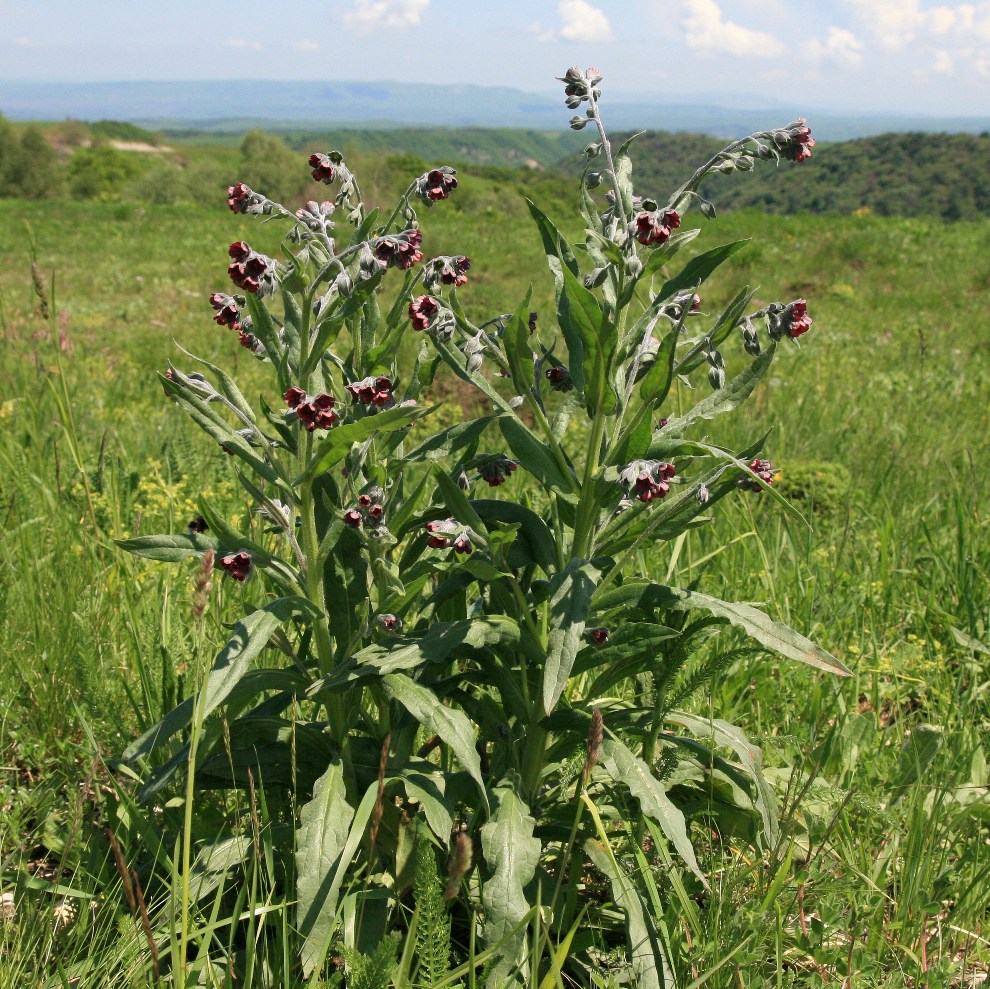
<box><xmin>342</xmin><ymin>0</ymin><xmax>429</xmax><ymax>33</ymax></box>
<box><xmin>804</xmin><ymin>26</ymin><xmax>863</xmax><ymax>65</ymax></box>
<box><xmin>558</xmin><ymin>0</ymin><xmax>614</xmax><ymax>43</ymax></box>
<box><xmin>225</xmin><ymin>38</ymin><xmax>263</xmax><ymax>50</ymax></box>
<box><xmin>932</xmin><ymin>49</ymin><xmax>955</xmax><ymax>72</ymax></box>
<box><xmin>845</xmin><ymin>0</ymin><xmax>990</xmax><ymax>48</ymax></box>
<box><xmin>681</xmin><ymin>0</ymin><xmax>783</xmax><ymax>57</ymax></box>
<box><xmin>289</xmin><ymin>39</ymin><xmax>320</xmax><ymax>52</ymax></box>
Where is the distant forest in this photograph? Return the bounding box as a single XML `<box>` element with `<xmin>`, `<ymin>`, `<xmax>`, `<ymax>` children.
<box><xmin>2</xmin><ymin>112</ymin><xmax>989</xmax><ymax>222</ymax></box>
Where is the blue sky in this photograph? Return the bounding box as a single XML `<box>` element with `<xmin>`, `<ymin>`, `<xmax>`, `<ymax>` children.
<box><xmin>2</xmin><ymin>0</ymin><xmax>989</xmax><ymax>115</ymax></box>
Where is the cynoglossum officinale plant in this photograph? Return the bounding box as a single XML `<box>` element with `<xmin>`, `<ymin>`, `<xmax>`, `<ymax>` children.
<box><xmin>117</xmin><ymin>67</ymin><xmax>847</xmax><ymax>985</ymax></box>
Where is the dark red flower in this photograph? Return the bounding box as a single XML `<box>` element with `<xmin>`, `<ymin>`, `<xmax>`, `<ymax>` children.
<box><xmin>228</xmin><ymin>241</ymin><xmax>251</xmax><ymax>261</ymax></box>
<box><xmin>368</xmin><ymin>503</ymin><xmax>384</xmax><ymax>520</ymax></box>
<box><xmin>620</xmin><ymin>460</ymin><xmax>676</xmax><ymax>502</ymax></box>
<box><xmin>424</xmin><ymin>168</ymin><xmax>457</xmax><ymax>201</ymax></box>
<box><xmin>634</xmin><ymin>208</ymin><xmax>680</xmax><ymax>247</ymax></box>
<box><xmin>785</xmin><ymin>299</ymin><xmax>813</xmax><ymax>338</ymax></box>
<box><xmin>378</xmin><ymin>613</ymin><xmax>400</xmax><ymax>631</ymax></box>
<box><xmin>782</xmin><ymin>123</ymin><xmax>815</xmax><ymax>163</ymax></box>
<box><xmin>440</xmin><ymin>256</ymin><xmax>472</xmax><ymax>286</ymax></box>
<box><xmin>545</xmin><ymin>365</ymin><xmax>573</xmax><ymax>392</ymax></box>
<box><xmin>285</xmin><ymin>387</ymin><xmax>306</xmax><ymax>408</ymax></box>
<box><xmin>376</xmin><ymin>230</ymin><xmax>424</xmax><ymax>270</ymax></box>
<box><xmin>528</xmin><ymin>312</ymin><xmax>538</xmax><ymax>334</ymax></box>
<box><xmin>343</xmin><ymin>509</ymin><xmax>363</xmax><ymax>529</ymax></box>
<box><xmin>209</xmin><ymin>292</ymin><xmax>241</xmax><ymax>329</ymax></box>
<box><xmin>478</xmin><ymin>454</ymin><xmax>518</xmax><ymax>488</ymax></box>
<box><xmin>308</xmin><ymin>152</ymin><xmax>336</xmax><ymax>184</ymax></box>
<box><xmin>294</xmin><ymin>392</ymin><xmax>338</xmax><ymax>431</ymax></box>
<box><xmin>425</xmin><ymin>520</ymin><xmax>451</xmax><ymax>549</ymax></box>
<box><xmin>585</xmin><ymin>627</ymin><xmax>609</xmax><ymax>645</ymax></box>
<box><xmin>409</xmin><ymin>295</ymin><xmax>440</xmax><ymax>331</ymax></box>
<box><xmin>188</xmin><ymin>515</ymin><xmax>209</xmax><ymax>534</ymax></box>
<box><xmin>740</xmin><ymin>458</ymin><xmax>775</xmax><ymax>491</ymax></box>
<box><xmin>453</xmin><ymin>534</ymin><xmax>472</xmax><ymax>554</ymax></box>
<box><xmin>227</xmin><ymin>182</ymin><xmax>251</xmax><ymax>212</ymax></box>
<box><xmin>238</xmin><ymin>330</ymin><xmax>259</xmax><ymax>351</ymax></box>
<box><xmin>218</xmin><ymin>551</ymin><xmax>251</xmax><ymax>581</ymax></box>
<box><xmin>358</xmin><ymin>493</ymin><xmax>372</xmax><ymax>507</ymax></box>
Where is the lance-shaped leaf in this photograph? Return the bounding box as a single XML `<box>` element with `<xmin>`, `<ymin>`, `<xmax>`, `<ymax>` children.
<box><xmin>115</xmin><ymin>532</ymin><xmax>216</xmax><ymax>563</ymax></box>
<box><xmin>558</xmin><ymin>267</ymin><xmax>615</xmax><ymax>413</ymax></box>
<box><xmin>584</xmin><ymin>832</ymin><xmax>670</xmax><ymax>989</ymax></box>
<box><xmin>299</xmin><ymin>779</ymin><xmax>379</xmax><ymax>977</ymax></box>
<box><xmin>382</xmin><ymin>673</ymin><xmax>487</xmax><ymax>806</ymax></box>
<box><xmin>402</xmin><ymin>415</ymin><xmax>497</xmax><ymax>463</ymax></box>
<box><xmin>296</xmin><ymin>403</ymin><xmax>432</xmax><ymax>483</ymax></box>
<box><xmin>666</xmin><ymin>711</ymin><xmax>779</xmax><ymax>847</ymax></box>
<box><xmin>526</xmin><ymin>198</ymin><xmax>580</xmax><ymax>283</ymax></box>
<box><xmin>663</xmin><ymin>342</ymin><xmax>776</xmax><ymax>437</ymax></box>
<box><xmin>297</xmin><ymin>759</ymin><xmax>354</xmax><ymax>979</ymax></box>
<box><xmin>471</xmin><ymin>499</ymin><xmax>559</xmax><ymax>575</ymax></box>
<box><xmin>503</xmin><ymin>288</ymin><xmax>536</xmax><ymax>402</ymax></box>
<box><xmin>481</xmin><ymin>785</ymin><xmax>541</xmax><ymax>988</ymax></box>
<box><xmin>124</xmin><ymin>597</ymin><xmax>321</xmax><ymax>760</ymax></box>
<box><xmin>600</xmin><ymin>736</ymin><xmax>707</xmax><ymax>886</ymax></box>
<box><xmin>655</xmin><ymin>239</ymin><xmax>749</xmax><ymax>304</ymax></box>
<box><xmin>542</xmin><ymin>559</ymin><xmax>601</xmax><ymax>715</ymax></box>
<box><xmin>595</xmin><ymin>582</ymin><xmax>850</xmax><ymax>675</ymax></box>
<box><xmin>499</xmin><ymin>416</ymin><xmax>575</xmax><ymax>496</ymax></box>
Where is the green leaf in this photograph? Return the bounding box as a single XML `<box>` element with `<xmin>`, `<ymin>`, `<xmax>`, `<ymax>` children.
<box><xmin>666</xmin><ymin>711</ymin><xmax>779</xmax><ymax>848</ymax></box>
<box><xmin>558</xmin><ymin>267</ymin><xmax>614</xmax><ymax>412</ymax></box>
<box><xmin>504</xmin><ymin>288</ymin><xmax>536</xmax><ymax>401</ymax></box>
<box><xmin>664</xmin><ymin>342</ymin><xmax>776</xmax><ymax>436</ymax></box>
<box><xmin>402</xmin><ymin>415</ymin><xmax>497</xmax><ymax>463</ymax></box>
<box><xmin>542</xmin><ymin>559</ymin><xmax>601</xmax><ymax>716</ymax></box>
<box><xmin>481</xmin><ymin>784</ymin><xmax>541</xmax><ymax>987</ymax></box>
<box><xmin>525</xmin><ymin>198</ymin><xmax>580</xmax><ymax>281</ymax></box>
<box><xmin>891</xmin><ymin>724</ymin><xmax>945</xmax><ymax>803</ymax></box>
<box><xmin>297</xmin><ymin>404</ymin><xmax>431</xmax><ymax>483</ymax></box>
<box><xmin>499</xmin><ymin>416</ymin><xmax>574</xmax><ymax>496</ymax></box>
<box><xmin>656</xmin><ymin>239</ymin><xmax>749</xmax><ymax>304</ymax></box>
<box><xmin>600</xmin><ymin>736</ymin><xmax>707</xmax><ymax>885</ymax></box>
<box><xmin>382</xmin><ymin>673</ymin><xmax>487</xmax><ymax>806</ymax></box>
<box><xmin>297</xmin><ymin>759</ymin><xmax>355</xmax><ymax>979</ymax></box>
<box><xmin>115</xmin><ymin>532</ymin><xmax>216</xmax><ymax>562</ymax></box>
<box><xmin>124</xmin><ymin>598</ymin><xmax>321</xmax><ymax>761</ymax></box>
<box><xmin>595</xmin><ymin>582</ymin><xmax>850</xmax><ymax>675</ymax></box>
<box><xmin>584</xmin><ymin>834</ymin><xmax>669</xmax><ymax>989</ymax></box>
<box><xmin>434</xmin><ymin>465</ymin><xmax>487</xmax><ymax>536</ymax></box>
<box><xmin>470</xmin><ymin>499</ymin><xmax>559</xmax><ymax>575</ymax></box>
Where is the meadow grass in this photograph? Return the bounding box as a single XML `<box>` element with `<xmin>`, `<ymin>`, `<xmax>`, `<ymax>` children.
<box><xmin>1</xmin><ymin>183</ymin><xmax>988</xmax><ymax>986</ymax></box>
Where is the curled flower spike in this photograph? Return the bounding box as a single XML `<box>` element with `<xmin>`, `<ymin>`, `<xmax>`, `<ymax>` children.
<box><xmin>416</xmin><ymin>167</ymin><xmax>458</xmax><ymax>203</ymax></box>
<box><xmin>227</xmin><ymin>245</ymin><xmax>278</xmax><ymax>297</ymax></box>
<box><xmin>784</xmin><ymin>299</ymin><xmax>813</xmax><ymax>338</ymax></box>
<box><xmin>424</xmin><ymin>517</ymin><xmax>472</xmax><ymax>553</ymax></box>
<box><xmin>477</xmin><ymin>454</ymin><xmax>518</xmax><ymax>488</ymax></box>
<box><xmin>286</xmin><ymin>389</ymin><xmax>337</xmax><ymax>431</ymax></box>
<box><xmin>559</xmin><ymin>66</ymin><xmax>603</xmax><ymax>108</ymax></box>
<box><xmin>780</xmin><ymin>121</ymin><xmax>815</xmax><ymax>163</ymax></box>
<box><xmin>308</xmin><ymin>152</ymin><xmax>337</xmax><ymax>183</ymax></box>
<box><xmin>238</xmin><ymin>330</ymin><xmax>263</xmax><ymax>353</ymax></box>
<box><xmin>209</xmin><ymin>292</ymin><xmax>241</xmax><ymax>330</ymax></box>
<box><xmin>620</xmin><ymin>460</ymin><xmax>676</xmax><ymax>503</ymax></box>
<box><xmin>545</xmin><ymin>365</ymin><xmax>573</xmax><ymax>392</ymax></box>
<box><xmin>409</xmin><ymin>295</ymin><xmax>441</xmax><ymax>331</ymax></box>
<box><xmin>632</xmin><ymin>208</ymin><xmax>681</xmax><ymax>247</ymax></box>
<box><xmin>347</xmin><ymin>375</ymin><xmax>394</xmax><ymax>407</ymax></box>
<box><xmin>375</xmin><ymin>229</ymin><xmax>424</xmax><ymax>270</ymax></box>
<box><xmin>226</xmin><ymin>182</ymin><xmax>252</xmax><ymax>212</ymax></box>
<box><xmin>585</xmin><ymin>627</ymin><xmax>610</xmax><ymax>645</ymax></box>
<box><xmin>423</xmin><ymin>255</ymin><xmax>472</xmax><ymax>291</ymax></box>
<box><xmin>218</xmin><ymin>551</ymin><xmax>252</xmax><ymax>582</ymax></box>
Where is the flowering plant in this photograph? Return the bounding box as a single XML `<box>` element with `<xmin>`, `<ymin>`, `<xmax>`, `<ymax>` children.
<box><xmin>118</xmin><ymin>68</ymin><xmax>846</xmax><ymax>986</ymax></box>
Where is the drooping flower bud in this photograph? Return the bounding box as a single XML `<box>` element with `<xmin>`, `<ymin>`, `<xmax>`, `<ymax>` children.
<box><xmin>218</xmin><ymin>551</ymin><xmax>252</xmax><ymax>582</ymax></box>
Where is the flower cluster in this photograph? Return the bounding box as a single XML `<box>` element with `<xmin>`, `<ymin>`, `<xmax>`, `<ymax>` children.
<box><xmin>227</xmin><ymin>242</ymin><xmax>278</xmax><ymax>297</ymax></box>
<box><xmin>344</xmin><ymin>492</ymin><xmax>386</xmax><ymax>529</ymax></box>
<box><xmin>285</xmin><ymin>387</ymin><xmax>338</xmax><ymax>431</ymax></box>
<box><xmin>585</xmin><ymin>627</ymin><xmax>610</xmax><ymax>645</ymax></box>
<box><xmin>347</xmin><ymin>375</ymin><xmax>394</xmax><ymax>407</ymax></box>
<box><xmin>632</xmin><ymin>207</ymin><xmax>681</xmax><ymax>247</ymax></box>
<box><xmin>780</xmin><ymin>121</ymin><xmax>816</xmax><ymax>163</ymax></box>
<box><xmin>559</xmin><ymin>66</ymin><xmax>603</xmax><ymax>108</ymax></box>
<box><xmin>308</xmin><ymin>152</ymin><xmax>339</xmax><ymax>184</ymax></box>
<box><xmin>209</xmin><ymin>292</ymin><xmax>242</xmax><ymax>330</ymax></box>
<box><xmin>218</xmin><ymin>551</ymin><xmax>252</xmax><ymax>582</ymax></box>
<box><xmin>415</xmin><ymin>167</ymin><xmax>458</xmax><ymax>203</ymax></box>
<box><xmin>424</xmin><ymin>518</ymin><xmax>473</xmax><ymax>554</ymax></box>
<box><xmin>423</xmin><ymin>255</ymin><xmax>472</xmax><ymax>291</ymax></box>
<box><xmin>294</xmin><ymin>199</ymin><xmax>336</xmax><ymax>234</ymax></box>
<box><xmin>783</xmin><ymin>299</ymin><xmax>813</xmax><ymax>338</ymax></box>
<box><xmin>226</xmin><ymin>182</ymin><xmax>277</xmax><ymax>216</ymax></box>
<box><xmin>620</xmin><ymin>460</ymin><xmax>676</xmax><ymax>502</ymax></box>
<box><xmin>476</xmin><ymin>454</ymin><xmax>518</xmax><ymax>488</ymax></box>
<box><xmin>409</xmin><ymin>295</ymin><xmax>440</xmax><ymax>331</ymax></box>
<box><xmin>740</xmin><ymin>458</ymin><xmax>775</xmax><ymax>491</ymax></box>
<box><xmin>375</xmin><ymin>230</ymin><xmax>424</xmax><ymax>270</ymax></box>
<box><xmin>545</xmin><ymin>365</ymin><xmax>573</xmax><ymax>392</ymax></box>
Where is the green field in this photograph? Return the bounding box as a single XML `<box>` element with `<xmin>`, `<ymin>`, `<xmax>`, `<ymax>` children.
<box><xmin>1</xmin><ymin>155</ymin><xmax>990</xmax><ymax>987</ymax></box>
